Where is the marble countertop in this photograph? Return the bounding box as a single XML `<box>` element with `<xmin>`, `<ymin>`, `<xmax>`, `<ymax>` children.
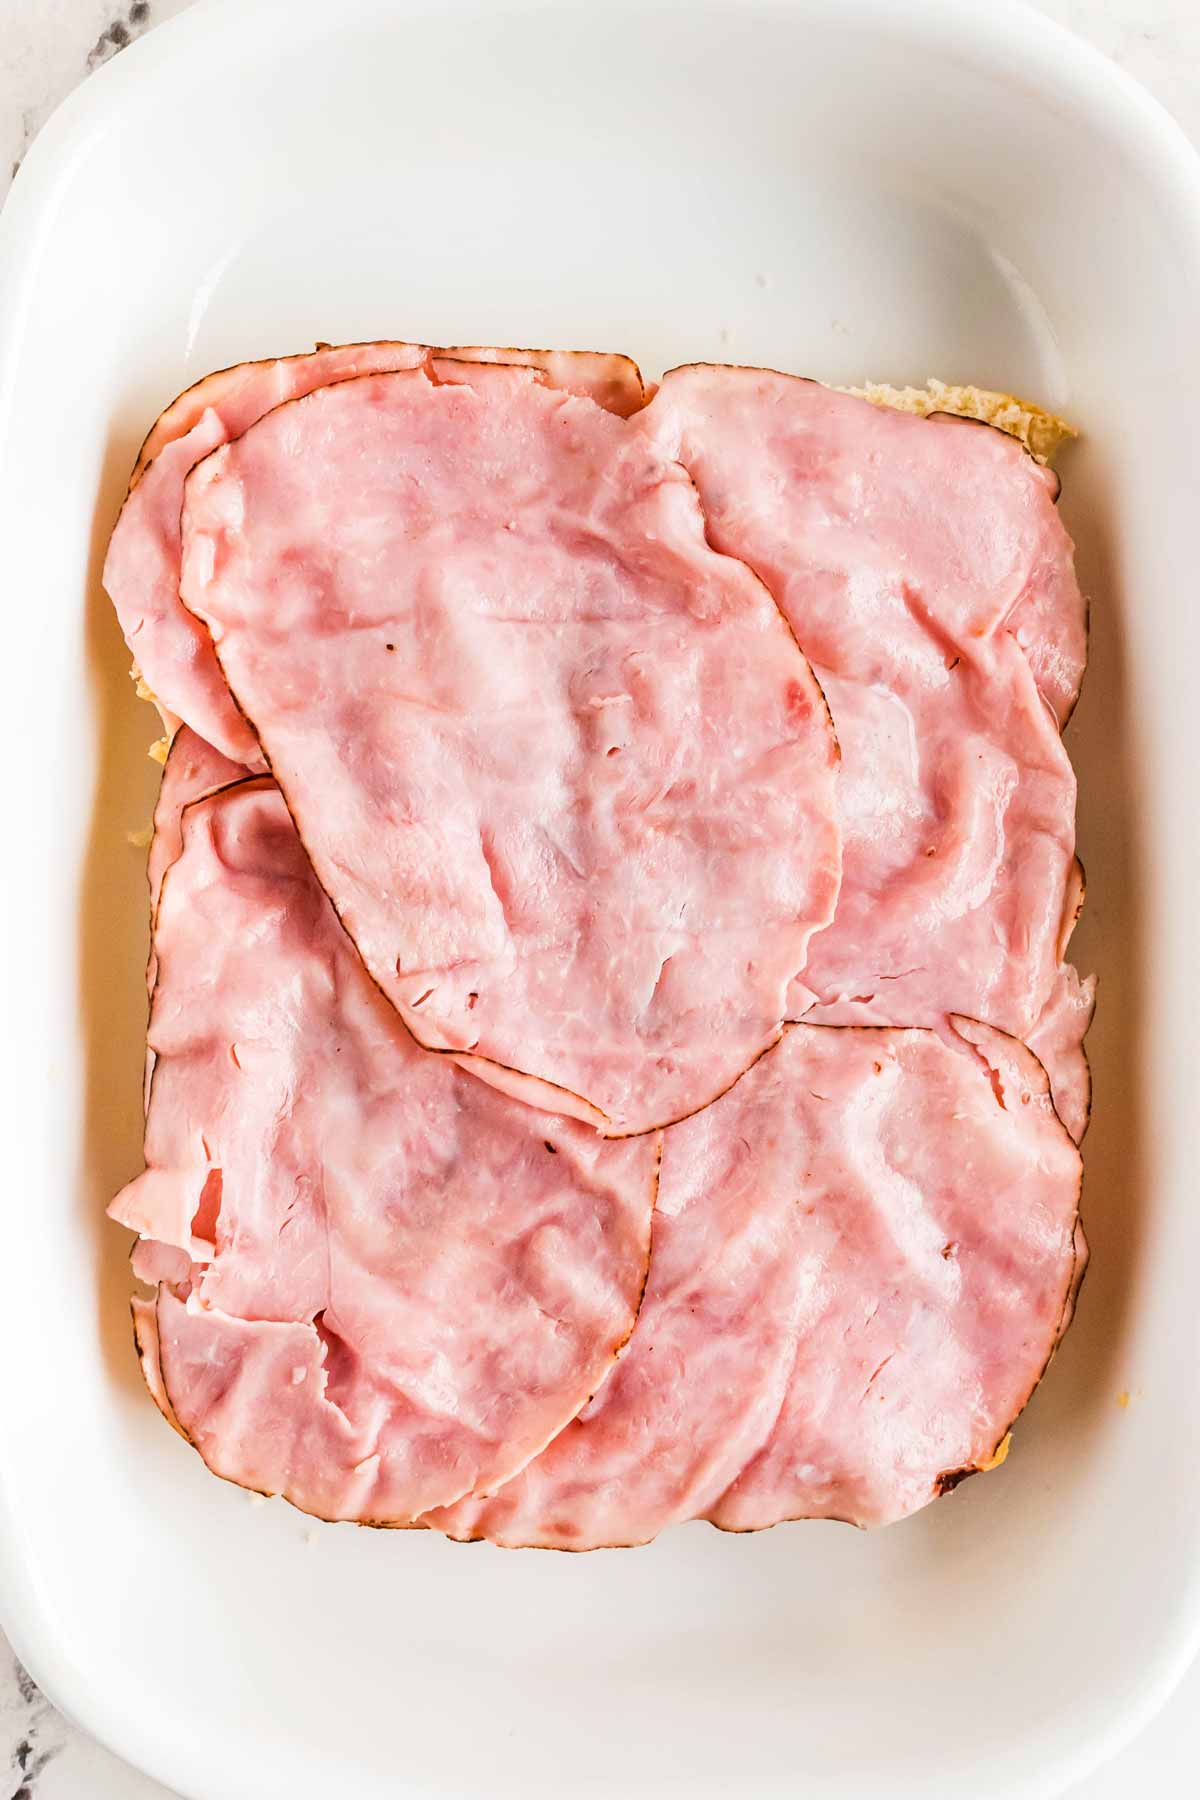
<box><xmin>2</xmin><ymin>2</ymin><xmax>1199</xmax><ymax>1796</ymax></box>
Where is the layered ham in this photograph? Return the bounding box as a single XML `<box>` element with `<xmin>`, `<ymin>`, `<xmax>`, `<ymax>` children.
<box><xmin>705</xmin><ymin>1021</ymin><xmax>1084</xmax><ymax>1533</ymax></box>
<box><xmin>432</xmin><ymin>1021</ymin><xmax>1083</xmax><ymax>1547</ymax></box>
<box><xmin>145</xmin><ymin>726</ymin><xmax>245</xmax><ymax>980</ymax></box>
<box><xmin>176</xmin><ymin>363</ymin><xmax>841</xmax><ymax>1136</ymax></box>
<box><xmin>109</xmin><ymin>343</ymin><xmax>1093</xmax><ymax>1544</ymax></box>
<box><xmin>111</xmin><ymin>767</ymin><xmax>658</xmax><ymax>1522</ymax></box>
<box><xmin>140</xmin><ymin>726</ymin><xmax>246</xmax><ymax>1110</ymax></box>
<box><xmin>641</xmin><ymin>366</ymin><xmax>1093</xmax><ymax>1140</ymax></box>
<box><xmin>105</xmin><ymin>342</ymin><xmax>644</xmax><ymax>763</ymax></box>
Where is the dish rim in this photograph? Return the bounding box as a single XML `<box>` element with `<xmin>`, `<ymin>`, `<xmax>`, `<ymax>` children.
<box><xmin>2</xmin><ymin>3</ymin><xmax>1199</xmax><ymax>1796</ymax></box>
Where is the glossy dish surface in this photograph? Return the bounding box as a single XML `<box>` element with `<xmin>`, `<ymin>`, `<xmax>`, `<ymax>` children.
<box><xmin>0</xmin><ymin>3</ymin><xmax>1197</xmax><ymax>1798</ymax></box>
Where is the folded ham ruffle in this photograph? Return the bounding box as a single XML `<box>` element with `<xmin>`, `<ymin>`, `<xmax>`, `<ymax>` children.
<box><xmin>114</xmin><ymin>761</ymin><xmax>658</xmax><ymax>1523</ymax></box>
<box><xmin>641</xmin><ymin>364</ymin><xmax>1093</xmax><ymax>1140</ymax></box>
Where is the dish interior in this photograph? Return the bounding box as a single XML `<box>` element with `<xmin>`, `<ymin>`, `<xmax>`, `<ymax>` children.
<box><xmin>1</xmin><ymin>4</ymin><xmax>1197</xmax><ymax>1798</ymax></box>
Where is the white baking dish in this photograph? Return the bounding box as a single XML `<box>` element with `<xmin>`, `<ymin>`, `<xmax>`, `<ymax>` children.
<box><xmin>1</xmin><ymin>1</ymin><xmax>1197</xmax><ymax>1795</ymax></box>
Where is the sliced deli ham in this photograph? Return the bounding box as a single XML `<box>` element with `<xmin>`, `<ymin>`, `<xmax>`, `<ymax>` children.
<box><xmin>432</xmin><ymin>1020</ymin><xmax>1083</xmax><ymax>1548</ymax></box>
<box><xmin>145</xmin><ymin>727</ymin><xmax>245</xmax><ymax>973</ymax></box>
<box><xmin>177</xmin><ymin>364</ymin><xmax>842</xmax><ymax>1135</ymax></box>
<box><xmin>111</xmin><ymin>777</ymin><xmax>658</xmax><ymax>1522</ymax></box>
<box><xmin>107</xmin><ymin>341</ymin><xmax>1091</xmax><ymax>1548</ymax></box>
<box><xmin>142</xmin><ymin>728</ymin><xmax>247</xmax><ymax>1110</ymax></box>
<box><xmin>106</xmin><ymin>342</ymin><xmax>644</xmax><ymax>762</ymax></box>
<box><xmin>1024</xmin><ymin>857</ymin><xmax>1093</xmax><ymax>1144</ymax></box>
<box><xmin>433</xmin><ymin>345</ymin><xmax>644</xmax><ymax>419</ymax></box>
<box><xmin>707</xmin><ymin>1020</ymin><xmax>1085</xmax><ymax>1532</ymax></box>
<box><xmin>130</xmin><ymin>1295</ymin><xmax>185</xmax><ymax>1439</ymax></box>
<box><xmin>642</xmin><ymin>366</ymin><xmax>1092</xmax><ymax>1136</ymax></box>
<box><xmin>108</xmin><ymin>343</ymin><xmax>424</xmax><ymax>762</ymax></box>
<box><xmin>129</xmin><ymin>344</ymin><xmax>643</xmax><ymax>488</ymax></box>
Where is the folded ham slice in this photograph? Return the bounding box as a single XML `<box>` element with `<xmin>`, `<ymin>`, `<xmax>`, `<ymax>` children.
<box><xmin>642</xmin><ymin>366</ymin><xmax>1093</xmax><ymax>1137</ymax></box>
<box><xmin>707</xmin><ymin>1020</ymin><xmax>1085</xmax><ymax>1533</ymax></box>
<box><xmin>112</xmin><ymin>774</ymin><xmax>658</xmax><ymax>1523</ymax></box>
<box><xmin>1024</xmin><ymin>857</ymin><xmax>1093</xmax><ymax>1144</ymax></box>
<box><xmin>105</xmin><ymin>342</ymin><xmax>644</xmax><ymax>763</ymax></box>
<box><xmin>141</xmin><ymin>725</ymin><xmax>247</xmax><ymax>1111</ymax></box>
<box><xmin>145</xmin><ymin>726</ymin><xmax>245</xmax><ymax>990</ymax></box>
<box><xmin>431</xmin><ymin>1020</ymin><xmax>1083</xmax><ymax>1548</ymax></box>
<box><xmin>177</xmin><ymin>363</ymin><xmax>841</xmax><ymax>1136</ymax></box>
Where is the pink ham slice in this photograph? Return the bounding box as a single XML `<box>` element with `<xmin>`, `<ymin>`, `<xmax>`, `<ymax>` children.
<box><xmin>106</xmin><ymin>342</ymin><xmax>645</xmax><ymax>762</ymax></box>
<box><xmin>141</xmin><ymin>728</ymin><xmax>247</xmax><ymax>1112</ymax></box>
<box><xmin>132</xmin><ymin>730</ymin><xmax>251</xmax><ymax>1391</ymax></box>
<box><xmin>435</xmin><ymin>345</ymin><xmax>644</xmax><ymax>419</ymax></box>
<box><xmin>110</xmin><ymin>778</ymin><xmax>658</xmax><ymax>1523</ymax></box>
<box><xmin>1024</xmin><ymin>856</ymin><xmax>1093</xmax><ymax>1144</ymax></box>
<box><xmin>642</xmin><ymin>366</ymin><xmax>1093</xmax><ymax>1137</ymax></box>
<box><xmin>129</xmin><ymin>343</ymin><xmax>643</xmax><ymax>488</ymax></box>
<box><xmin>177</xmin><ymin>363</ymin><xmax>841</xmax><ymax>1137</ymax></box>
<box><xmin>130</xmin><ymin>1295</ymin><xmax>187</xmax><ymax>1441</ymax></box>
<box><xmin>708</xmin><ymin>1020</ymin><xmax>1085</xmax><ymax>1532</ymax></box>
<box><xmin>431</xmin><ymin>1020</ymin><xmax>1083</xmax><ymax>1548</ymax></box>
<box><xmin>146</xmin><ymin>727</ymin><xmax>245</xmax><ymax>978</ymax></box>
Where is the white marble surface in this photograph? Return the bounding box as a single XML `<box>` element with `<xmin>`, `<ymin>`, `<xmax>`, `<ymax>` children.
<box><xmin>2</xmin><ymin>2</ymin><xmax>1199</xmax><ymax>1795</ymax></box>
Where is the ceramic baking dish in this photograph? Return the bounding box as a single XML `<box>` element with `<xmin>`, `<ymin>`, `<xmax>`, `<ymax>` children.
<box><xmin>1</xmin><ymin>1</ymin><xmax>1197</xmax><ymax>1795</ymax></box>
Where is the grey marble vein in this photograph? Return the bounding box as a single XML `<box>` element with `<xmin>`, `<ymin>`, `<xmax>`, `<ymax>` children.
<box><xmin>86</xmin><ymin>0</ymin><xmax>154</xmax><ymax>73</ymax></box>
<box><xmin>1</xmin><ymin>1647</ymin><xmax>66</xmax><ymax>1799</ymax></box>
